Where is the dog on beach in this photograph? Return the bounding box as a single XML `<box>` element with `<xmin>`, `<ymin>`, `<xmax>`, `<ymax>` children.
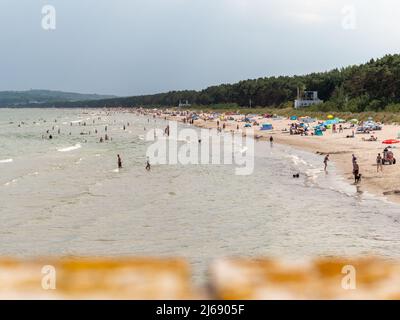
<box><xmin>355</xmin><ymin>173</ymin><xmax>362</xmax><ymax>184</ymax></box>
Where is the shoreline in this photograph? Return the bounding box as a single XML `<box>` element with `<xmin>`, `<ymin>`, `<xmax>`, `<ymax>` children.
<box><xmin>147</xmin><ymin>109</ymin><xmax>400</xmax><ymax>206</ymax></box>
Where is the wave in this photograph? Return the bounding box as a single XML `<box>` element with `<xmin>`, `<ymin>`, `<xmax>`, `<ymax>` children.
<box><xmin>287</xmin><ymin>154</ymin><xmax>308</xmax><ymax>166</ymax></box>
<box><xmin>57</xmin><ymin>143</ymin><xmax>82</xmax><ymax>152</ymax></box>
<box><xmin>4</xmin><ymin>178</ymin><xmax>18</xmax><ymax>186</ymax></box>
<box><xmin>0</xmin><ymin>158</ymin><xmax>13</xmax><ymax>163</ymax></box>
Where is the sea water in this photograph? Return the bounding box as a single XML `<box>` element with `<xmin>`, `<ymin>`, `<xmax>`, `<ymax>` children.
<box><xmin>1</xmin><ymin>108</ymin><xmax>400</xmax><ymax>281</ymax></box>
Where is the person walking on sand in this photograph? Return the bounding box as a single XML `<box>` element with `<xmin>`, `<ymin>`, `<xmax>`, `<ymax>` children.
<box><xmin>269</xmin><ymin>136</ymin><xmax>274</xmax><ymax>147</ymax></box>
<box><xmin>146</xmin><ymin>159</ymin><xmax>151</xmax><ymax>171</ymax></box>
<box><xmin>324</xmin><ymin>154</ymin><xmax>329</xmax><ymax>171</ymax></box>
<box><xmin>117</xmin><ymin>154</ymin><xmax>122</xmax><ymax>169</ymax></box>
<box><xmin>377</xmin><ymin>153</ymin><xmax>383</xmax><ymax>172</ymax></box>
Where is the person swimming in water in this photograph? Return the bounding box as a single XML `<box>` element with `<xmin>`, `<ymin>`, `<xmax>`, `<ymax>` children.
<box><xmin>117</xmin><ymin>154</ymin><xmax>122</xmax><ymax>169</ymax></box>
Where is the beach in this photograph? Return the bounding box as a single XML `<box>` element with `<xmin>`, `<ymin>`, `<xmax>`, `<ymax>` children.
<box><xmin>157</xmin><ymin>110</ymin><xmax>400</xmax><ymax>205</ymax></box>
<box><xmin>1</xmin><ymin>108</ymin><xmax>400</xmax><ymax>283</ymax></box>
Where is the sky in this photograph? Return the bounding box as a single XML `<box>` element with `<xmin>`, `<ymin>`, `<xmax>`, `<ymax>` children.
<box><xmin>0</xmin><ymin>0</ymin><xmax>399</xmax><ymax>96</ymax></box>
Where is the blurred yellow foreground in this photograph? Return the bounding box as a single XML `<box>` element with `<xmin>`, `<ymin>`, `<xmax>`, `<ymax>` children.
<box><xmin>0</xmin><ymin>257</ymin><xmax>399</xmax><ymax>299</ymax></box>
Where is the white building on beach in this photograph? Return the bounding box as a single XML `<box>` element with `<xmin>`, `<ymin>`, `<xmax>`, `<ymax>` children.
<box><xmin>178</xmin><ymin>100</ymin><xmax>191</xmax><ymax>107</ymax></box>
<box><xmin>294</xmin><ymin>90</ymin><xmax>323</xmax><ymax>109</ymax></box>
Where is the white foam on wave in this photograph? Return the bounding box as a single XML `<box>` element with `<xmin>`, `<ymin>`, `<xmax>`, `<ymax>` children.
<box><xmin>4</xmin><ymin>178</ymin><xmax>18</xmax><ymax>186</ymax></box>
<box><xmin>288</xmin><ymin>154</ymin><xmax>308</xmax><ymax>166</ymax></box>
<box><xmin>305</xmin><ymin>168</ymin><xmax>321</xmax><ymax>183</ymax></box>
<box><xmin>0</xmin><ymin>158</ymin><xmax>13</xmax><ymax>163</ymax></box>
<box><xmin>57</xmin><ymin>143</ymin><xmax>82</xmax><ymax>152</ymax></box>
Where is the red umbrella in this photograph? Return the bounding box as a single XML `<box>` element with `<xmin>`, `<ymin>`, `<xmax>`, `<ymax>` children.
<box><xmin>382</xmin><ymin>139</ymin><xmax>400</xmax><ymax>144</ymax></box>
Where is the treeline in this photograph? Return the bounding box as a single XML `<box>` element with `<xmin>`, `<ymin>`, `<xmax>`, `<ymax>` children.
<box><xmin>25</xmin><ymin>54</ymin><xmax>400</xmax><ymax>112</ymax></box>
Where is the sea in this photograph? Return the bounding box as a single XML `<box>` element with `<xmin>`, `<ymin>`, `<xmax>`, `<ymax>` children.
<box><xmin>1</xmin><ymin>108</ymin><xmax>400</xmax><ymax>281</ymax></box>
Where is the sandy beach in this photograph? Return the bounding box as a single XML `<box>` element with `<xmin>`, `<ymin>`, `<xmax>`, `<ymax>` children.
<box><xmin>152</xmin><ymin>109</ymin><xmax>400</xmax><ymax>205</ymax></box>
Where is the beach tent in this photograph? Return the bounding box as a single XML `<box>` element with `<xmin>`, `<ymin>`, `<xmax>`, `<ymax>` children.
<box><xmin>300</xmin><ymin>117</ymin><xmax>316</xmax><ymax>124</ymax></box>
<box><xmin>327</xmin><ymin>115</ymin><xmax>334</xmax><ymax>119</ymax></box>
<box><xmin>314</xmin><ymin>128</ymin><xmax>323</xmax><ymax>136</ymax></box>
<box><xmin>290</xmin><ymin>116</ymin><xmax>298</xmax><ymax>121</ymax></box>
<box><xmin>363</xmin><ymin>120</ymin><xmax>382</xmax><ymax>130</ymax></box>
<box><xmin>260</xmin><ymin>123</ymin><xmax>273</xmax><ymax>131</ymax></box>
<box><xmin>323</xmin><ymin>119</ymin><xmax>338</xmax><ymax>127</ymax></box>
<box><xmin>350</xmin><ymin>119</ymin><xmax>359</xmax><ymax>124</ymax></box>
<box><xmin>244</xmin><ymin>123</ymin><xmax>252</xmax><ymax>128</ymax></box>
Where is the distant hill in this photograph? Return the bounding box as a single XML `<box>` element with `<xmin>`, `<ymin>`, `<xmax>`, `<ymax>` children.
<box><xmin>0</xmin><ymin>90</ymin><xmax>116</xmax><ymax>107</ymax></box>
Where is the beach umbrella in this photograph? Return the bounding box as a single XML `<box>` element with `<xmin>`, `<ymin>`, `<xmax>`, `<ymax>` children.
<box><xmin>382</xmin><ymin>139</ymin><xmax>400</xmax><ymax>145</ymax></box>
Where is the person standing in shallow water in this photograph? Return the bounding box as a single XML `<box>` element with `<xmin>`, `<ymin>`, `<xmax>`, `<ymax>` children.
<box><xmin>324</xmin><ymin>154</ymin><xmax>329</xmax><ymax>171</ymax></box>
<box><xmin>353</xmin><ymin>160</ymin><xmax>360</xmax><ymax>183</ymax></box>
<box><xmin>117</xmin><ymin>155</ymin><xmax>122</xmax><ymax>169</ymax></box>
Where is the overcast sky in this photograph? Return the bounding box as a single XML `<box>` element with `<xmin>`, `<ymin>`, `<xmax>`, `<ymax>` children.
<box><xmin>0</xmin><ymin>0</ymin><xmax>399</xmax><ymax>96</ymax></box>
